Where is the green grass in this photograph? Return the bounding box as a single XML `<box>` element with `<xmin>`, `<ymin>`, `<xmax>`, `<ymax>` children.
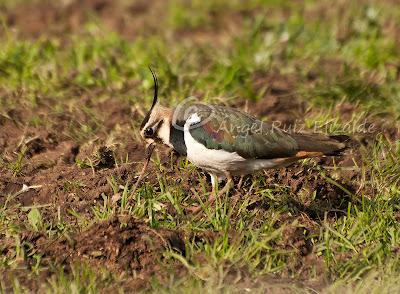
<box><xmin>1</xmin><ymin>0</ymin><xmax>400</xmax><ymax>293</ymax></box>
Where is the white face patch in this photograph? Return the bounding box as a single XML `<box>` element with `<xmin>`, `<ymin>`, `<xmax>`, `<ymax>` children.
<box><xmin>184</xmin><ymin>113</ymin><xmax>201</xmax><ymax>131</ymax></box>
<box><xmin>188</xmin><ymin>113</ymin><xmax>201</xmax><ymax>124</ymax></box>
<box><xmin>157</xmin><ymin>119</ymin><xmax>172</xmax><ymax>147</ymax></box>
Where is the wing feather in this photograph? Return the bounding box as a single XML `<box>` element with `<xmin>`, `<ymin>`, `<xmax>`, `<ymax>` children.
<box><xmin>188</xmin><ymin>105</ymin><xmax>299</xmax><ymax>159</ymax></box>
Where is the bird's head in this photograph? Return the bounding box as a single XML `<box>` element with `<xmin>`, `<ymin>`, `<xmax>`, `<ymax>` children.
<box><xmin>140</xmin><ymin>68</ymin><xmax>173</xmax><ymax>148</ymax></box>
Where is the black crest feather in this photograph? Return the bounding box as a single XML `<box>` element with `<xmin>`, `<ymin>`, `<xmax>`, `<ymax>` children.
<box><xmin>148</xmin><ymin>66</ymin><xmax>158</xmax><ymax>109</ymax></box>
<box><xmin>140</xmin><ymin>66</ymin><xmax>159</xmax><ymax>129</ymax></box>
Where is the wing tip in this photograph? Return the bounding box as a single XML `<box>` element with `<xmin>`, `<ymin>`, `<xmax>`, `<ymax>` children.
<box><xmin>329</xmin><ymin>134</ymin><xmax>351</xmax><ymax>143</ymax></box>
<box><xmin>326</xmin><ymin>134</ymin><xmax>351</xmax><ymax>156</ymax></box>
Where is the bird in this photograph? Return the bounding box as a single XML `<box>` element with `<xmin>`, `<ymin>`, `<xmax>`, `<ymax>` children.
<box><xmin>140</xmin><ymin>68</ymin><xmax>348</xmax><ymax>211</ymax></box>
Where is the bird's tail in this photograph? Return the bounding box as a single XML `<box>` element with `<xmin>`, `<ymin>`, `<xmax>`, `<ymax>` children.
<box><xmin>291</xmin><ymin>133</ymin><xmax>349</xmax><ymax>156</ymax></box>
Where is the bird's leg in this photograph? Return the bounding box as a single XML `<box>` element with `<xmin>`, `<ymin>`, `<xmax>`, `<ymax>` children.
<box><xmin>218</xmin><ymin>173</ymin><xmax>234</xmax><ymax>196</ymax></box>
<box><xmin>209</xmin><ymin>173</ymin><xmax>218</xmax><ymax>202</ymax></box>
<box><xmin>185</xmin><ymin>173</ymin><xmax>234</xmax><ymax>214</ymax></box>
<box><xmin>237</xmin><ymin>175</ymin><xmax>244</xmax><ymax>190</ymax></box>
<box><xmin>185</xmin><ymin>173</ymin><xmax>218</xmax><ymax>214</ymax></box>
<box><xmin>206</xmin><ymin>173</ymin><xmax>233</xmax><ymax>210</ymax></box>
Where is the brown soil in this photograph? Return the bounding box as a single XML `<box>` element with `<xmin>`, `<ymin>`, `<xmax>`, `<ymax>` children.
<box><xmin>245</xmin><ymin>70</ymin><xmax>306</xmax><ymax>126</ymax></box>
<box><xmin>0</xmin><ymin>0</ymin><xmax>246</xmax><ymax>44</ymax></box>
<box><xmin>1</xmin><ymin>216</ymin><xmax>185</xmax><ymax>292</ymax></box>
<box><xmin>0</xmin><ymin>0</ymin><xmax>165</xmax><ymax>39</ymax></box>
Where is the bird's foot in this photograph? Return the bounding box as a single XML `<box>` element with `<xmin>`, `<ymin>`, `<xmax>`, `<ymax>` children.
<box><xmin>185</xmin><ymin>174</ymin><xmax>232</xmax><ymax>214</ymax></box>
<box><xmin>217</xmin><ymin>175</ymin><xmax>234</xmax><ymax>196</ymax></box>
<box><xmin>185</xmin><ymin>194</ymin><xmax>216</xmax><ymax>214</ymax></box>
<box><xmin>185</xmin><ymin>205</ymin><xmax>203</xmax><ymax>214</ymax></box>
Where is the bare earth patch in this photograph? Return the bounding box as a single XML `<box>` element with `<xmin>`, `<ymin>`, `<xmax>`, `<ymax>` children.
<box><xmin>1</xmin><ymin>216</ymin><xmax>185</xmax><ymax>292</ymax></box>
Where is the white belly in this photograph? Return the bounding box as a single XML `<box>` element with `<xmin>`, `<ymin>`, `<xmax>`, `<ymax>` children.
<box><xmin>184</xmin><ymin>127</ymin><xmax>245</xmax><ymax>176</ymax></box>
<box><xmin>183</xmin><ymin>113</ymin><xmax>287</xmax><ymax>177</ymax></box>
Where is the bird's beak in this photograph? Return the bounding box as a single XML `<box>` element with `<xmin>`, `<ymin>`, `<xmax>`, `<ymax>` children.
<box><xmin>144</xmin><ymin>138</ymin><xmax>155</xmax><ymax>146</ymax></box>
<box><xmin>131</xmin><ymin>141</ymin><xmax>156</xmax><ymax>194</ymax></box>
<box><xmin>145</xmin><ymin>142</ymin><xmax>156</xmax><ymax>158</ymax></box>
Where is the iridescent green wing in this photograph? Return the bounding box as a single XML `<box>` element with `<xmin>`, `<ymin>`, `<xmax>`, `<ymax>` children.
<box><xmin>188</xmin><ymin>105</ymin><xmax>299</xmax><ymax>159</ymax></box>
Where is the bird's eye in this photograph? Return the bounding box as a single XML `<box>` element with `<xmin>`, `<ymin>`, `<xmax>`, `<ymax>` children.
<box><xmin>144</xmin><ymin>127</ymin><xmax>154</xmax><ymax>137</ymax></box>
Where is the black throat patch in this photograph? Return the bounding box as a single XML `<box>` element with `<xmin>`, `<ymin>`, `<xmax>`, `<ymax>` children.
<box><xmin>169</xmin><ymin>122</ymin><xmax>187</xmax><ymax>156</ymax></box>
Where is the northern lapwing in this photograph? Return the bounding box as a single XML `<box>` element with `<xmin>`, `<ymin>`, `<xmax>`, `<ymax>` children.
<box><xmin>140</xmin><ymin>68</ymin><xmax>347</xmax><ymax>211</ymax></box>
